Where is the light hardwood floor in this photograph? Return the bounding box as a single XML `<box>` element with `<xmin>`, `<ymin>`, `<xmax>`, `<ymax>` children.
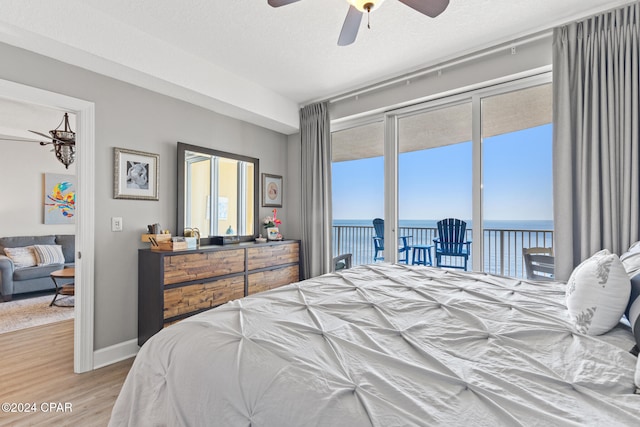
<box><xmin>0</xmin><ymin>320</ymin><xmax>133</xmax><ymax>427</ymax></box>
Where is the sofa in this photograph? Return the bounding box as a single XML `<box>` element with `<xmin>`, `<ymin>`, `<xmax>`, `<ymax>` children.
<box><xmin>0</xmin><ymin>235</ymin><xmax>75</xmax><ymax>302</ymax></box>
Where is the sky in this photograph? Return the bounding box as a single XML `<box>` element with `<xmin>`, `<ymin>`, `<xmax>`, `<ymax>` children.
<box><xmin>332</xmin><ymin>124</ymin><xmax>553</xmax><ymax>222</ymax></box>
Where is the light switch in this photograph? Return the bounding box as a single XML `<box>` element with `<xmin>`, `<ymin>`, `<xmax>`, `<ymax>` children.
<box><xmin>111</xmin><ymin>217</ymin><xmax>123</xmax><ymax>232</ymax></box>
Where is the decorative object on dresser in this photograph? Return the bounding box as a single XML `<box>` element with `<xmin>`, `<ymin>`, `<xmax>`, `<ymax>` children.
<box><xmin>262</xmin><ymin>173</ymin><xmax>283</xmax><ymax>207</ymax></box>
<box><xmin>113</xmin><ymin>147</ymin><xmax>159</xmax><ymax>200</ymax></box>
<box><xmin>138</xmin><ymin>240</ymin><xmax>300</xmax><ymax>345</ymax></box>
<box><xmin>263</xmin><ymin>208</ymin><xmax>283</xmax><ymax>240</ymax></box>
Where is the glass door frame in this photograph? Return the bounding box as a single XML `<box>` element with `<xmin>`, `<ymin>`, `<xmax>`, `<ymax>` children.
<box><xmin>331</xmin><ymin>71</ymin><xmax>552</xmax><ymax>267</ymax></box>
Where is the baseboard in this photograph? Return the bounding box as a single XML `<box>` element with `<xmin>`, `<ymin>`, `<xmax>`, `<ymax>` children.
<box><xmin>93</xmin><ymin>338</ymin><xmax>139</xmax><ymax>369</ymax></box>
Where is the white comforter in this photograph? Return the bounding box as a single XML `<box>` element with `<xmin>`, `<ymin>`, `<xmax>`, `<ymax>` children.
<box><xmin>110</xmin><ymin>264</ymin><xmax>640</xmax><ymax>426</ymax></box>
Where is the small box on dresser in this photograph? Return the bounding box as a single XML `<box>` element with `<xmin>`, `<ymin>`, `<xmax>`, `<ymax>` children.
<box><xmin>138</xmin><ymin>240</ymin><xmax>301</xmax><ymax>346</ymax></box>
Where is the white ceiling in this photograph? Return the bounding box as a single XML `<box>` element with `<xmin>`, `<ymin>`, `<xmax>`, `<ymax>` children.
<box><xmin>0</xmin><ymin>0</ymin><xmax>633</xmax><ymax>134</ymax></box>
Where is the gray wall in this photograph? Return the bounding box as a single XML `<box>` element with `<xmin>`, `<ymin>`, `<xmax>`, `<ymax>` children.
<box><xmin>0</xmin><ymin>42</ymin><xmax>294</xmax><ymax>350</ymax></box>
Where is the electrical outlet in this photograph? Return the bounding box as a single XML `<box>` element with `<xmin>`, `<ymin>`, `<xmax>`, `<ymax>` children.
<box><xmin>111</xmin><ymin>217</ymin><xmax>123</xmax><ymax>232</ymax></box>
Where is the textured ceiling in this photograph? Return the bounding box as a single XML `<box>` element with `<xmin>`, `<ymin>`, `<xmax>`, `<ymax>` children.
<box><xmin>0</xmin><ymin>0</ymin><xmax>634</xmax><ymax>134</ymax></box>
<box><xmin>77</xmin><ymin>0</ymin><xmax>631</xmax><ymax>102</ymax></box>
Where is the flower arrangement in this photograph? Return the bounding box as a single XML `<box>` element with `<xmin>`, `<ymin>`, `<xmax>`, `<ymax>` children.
<box><xmin>263</xmin><ymin>208</ymin><xmax>282</xmax><ymax>229</ymax></box>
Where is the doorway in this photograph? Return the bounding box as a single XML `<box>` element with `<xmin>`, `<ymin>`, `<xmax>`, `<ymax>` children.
<box><xmin>0</xmin><ymin>78</ymin><xmax>95</xmax><ymax>373</ymax></box>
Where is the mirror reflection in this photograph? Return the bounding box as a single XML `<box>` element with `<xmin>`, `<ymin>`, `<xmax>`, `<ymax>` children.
<box><xmin>178</xmin><ymin>142</ymin><xmax>259</xmax><ymax>244</ymax></box>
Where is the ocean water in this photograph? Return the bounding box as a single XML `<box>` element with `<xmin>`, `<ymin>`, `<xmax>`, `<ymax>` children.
<box><xmin>332</xmin><ymin>219</ymin><xmax>554</xmax><ymax>277</ymax></box>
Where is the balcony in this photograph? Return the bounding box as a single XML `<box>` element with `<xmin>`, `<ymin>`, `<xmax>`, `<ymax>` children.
<box><xmin>332</xmin><ymin>224</ymin><xmax>553</xmax><ymax>278</ymax></box>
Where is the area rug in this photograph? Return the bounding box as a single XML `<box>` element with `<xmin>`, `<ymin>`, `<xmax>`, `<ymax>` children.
<box><xmin>0</xmin><ymin>294</ymin><xmax>74</xmax><ymax>334</ymax></box>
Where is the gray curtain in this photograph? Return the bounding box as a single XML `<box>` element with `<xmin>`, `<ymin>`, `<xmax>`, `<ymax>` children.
<box><xmin>300</xmin><ymin>102</ymin><xmax>332</xmax><ymax>279</ymax></box>
<box><xmin>553</xmin><ymin>2</ymin><xmax>640</xmax><ymax>280</ymax></box>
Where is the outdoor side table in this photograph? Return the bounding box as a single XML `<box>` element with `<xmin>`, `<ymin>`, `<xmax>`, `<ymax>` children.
<box><xmin>411</xmin><ymin>245</ymin><xmax>433</xmax><ymax>266</ymax></box>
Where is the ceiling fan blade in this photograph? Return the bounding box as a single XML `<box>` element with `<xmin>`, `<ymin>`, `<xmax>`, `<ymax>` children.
<box><xmin>0</xmin><ymin>137</ymin><xmax>42</xmax><ymax>143</ymax></box>
<box><xmin>29</xmin><ymin>129</ymin><xmax>73</xmax><ymax>144</ymax></box>
<box><xmin>29</xmin><ymin>130</ymin><xmax>55</xmax><ymax>140</ymax></box>
<box><xmin>398</xmin><ymin>0</ymin><xmax>450</xmax><ymax>18</ymax></box>
<box><xmin>338</xmin><ymin>6</ymin><xmax>363</xmax><ymax>46</ymax></box>
<box><xmin>267</xmin><ymin>0</ymin><xmax>301</xmax><ymax>7</ymax></box>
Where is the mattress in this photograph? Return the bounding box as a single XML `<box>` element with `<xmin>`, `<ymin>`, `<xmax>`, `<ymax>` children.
<box><xmin>110</xmin><ymin>264</ymin><xmax>640</xmax><ymax>426</ymax></box>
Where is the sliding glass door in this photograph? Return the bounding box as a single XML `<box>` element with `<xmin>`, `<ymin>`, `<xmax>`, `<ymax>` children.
<box><xmin>330</xmin><ymin>74</ymin><xmax>553</xmax><ymax>276</ymax></box>
<box><xmin>481</xmin><ymin>83</ymin><xmax>553</xmax><ymax>277</ymax></box>
<box><xmin>397</xmin><ymin>102</ymin><xmax>473</xmax><ymax>268</ymax></box>
<box><xmin>331</xmin><ymin>121</ymin><xmax>385</xmax><ymax>265</ymax></box>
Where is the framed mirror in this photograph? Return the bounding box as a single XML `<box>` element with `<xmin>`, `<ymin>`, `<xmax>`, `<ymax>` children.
<box><xmin>177</xmin><ymin>142</ymin><xmax>259</xmax><ymax>245</ymax></box>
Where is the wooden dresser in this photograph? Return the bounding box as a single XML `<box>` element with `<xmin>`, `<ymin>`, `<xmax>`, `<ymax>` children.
<box><xmin>138</xmin><ymin>240</ymin><xmax>300</xmax><ymax>346</ymax></box>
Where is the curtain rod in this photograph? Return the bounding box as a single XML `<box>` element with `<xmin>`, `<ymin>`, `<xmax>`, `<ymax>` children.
<box><xmin>301</xmin><ymin>0</ymin><xmax>634</xmax><ymax>108</ymax></box>
<box><xmin>323</xmin><ymin>30</ymin><xmax>553</xmax><ymax>105</ymax></box>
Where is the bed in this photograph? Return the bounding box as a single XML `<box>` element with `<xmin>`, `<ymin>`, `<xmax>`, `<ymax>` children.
<box><xmin>110</xmin><ymin>263</ymin><xmax>640</xmax><ymax>426</ymax></box>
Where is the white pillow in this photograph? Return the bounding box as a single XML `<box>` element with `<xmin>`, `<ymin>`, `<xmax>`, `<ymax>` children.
<box><xmin>621</xmin><ymin>252</ymin><xmax>640</xmax><ymax>277</ymax></box>
<box><xmin>621</xmin><ymin>243</ymin><xmax>640</xmax><ymax>277</ymax></box>
<box><xmin>626</xmin><ymin>240</ymin><xmax>640</xmax><ymax>254</ymax></box>
<box><xmin>565</xmin><ymin>249</ymin><xmax>630</xmax><ymax>335</ymax></box>
<box><xmin>3</xmin><ymin>246</ymin><xmax>37</xmax><ymax>269</ymax></box>
<box><xmin>32</xmin><ymin>244</ymin><xmax>65</xmax><ymax>266</ymax></box>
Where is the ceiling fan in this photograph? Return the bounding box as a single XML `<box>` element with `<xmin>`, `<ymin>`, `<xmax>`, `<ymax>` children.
<box><xmin>29</xmin><ymin>112</ymin><xmax>76</xmax><ymax>169</ymax></box>
<box><xmin>268</xmin><ymin>0</ymin><xmax>450</xmax><ymax>46</ymax></box>
<box><xmin>0</xmin><ymin>112</ymin><xmax>76</xmax><ymax>169</ymax></box>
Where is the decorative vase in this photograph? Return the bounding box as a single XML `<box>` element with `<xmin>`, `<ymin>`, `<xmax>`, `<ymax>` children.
<box><xmin>267</xmin><ymin>227</ymin><xmax>279</xmax><ymax>240</ymax></box>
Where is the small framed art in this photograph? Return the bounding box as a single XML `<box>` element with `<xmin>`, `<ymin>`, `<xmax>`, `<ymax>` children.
<box><xmin>113</xmin><ymin>147</ymin><xmax>159</xmax><ymax>200</ymax></box>
<box><xmin>262</xmin><ymin>173</ymin><xmax>283</xmax><ymax>207</ymax></box>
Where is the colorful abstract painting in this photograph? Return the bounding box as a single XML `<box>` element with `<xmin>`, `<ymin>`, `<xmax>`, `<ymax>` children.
<box><xmin>44</xmin><ymin>173</ymin><xmax>76</xmax><ymax>224</ymax></box>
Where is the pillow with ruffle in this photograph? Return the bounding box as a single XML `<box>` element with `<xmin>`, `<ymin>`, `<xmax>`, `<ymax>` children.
<box><xmin>3</xmin><ymin>246</ymin><xmax>37</xmax><ymax>269</ymax></box>
<box><xmin>566</xmin><ymin>249</ymin><xmax>630</xmax><ymax>335</ymax></box>
<box><xmin>620</xmin><ymin>241</ymin><xmax>640</xmax><ymax>276</ymax></box>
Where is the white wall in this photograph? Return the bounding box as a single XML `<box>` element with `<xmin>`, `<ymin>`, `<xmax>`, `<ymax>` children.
<box><xmin>0</xmin><ymin>41</ymin><xmax>293</xmax><ymax>351</ymax></box>
<box><xmin>0</xmin><ymin>138</ymin><xmax>76</xmax><ymax>236</ymax></box>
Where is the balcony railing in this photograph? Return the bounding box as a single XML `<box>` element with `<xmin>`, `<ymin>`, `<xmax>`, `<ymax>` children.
<box><xmin>332</xmin><ymin>225</ymin><xmax>553</xmax><ymax>279</ymax></box>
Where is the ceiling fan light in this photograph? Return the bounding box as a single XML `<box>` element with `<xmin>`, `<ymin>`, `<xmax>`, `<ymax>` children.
<box><xmin>346</xmin><ymin>0</ymin><xmax>385</xmax><ymax>12</ymax></box>
<box><xmin>55</xmin><ymin>143</ymin><xmax>75</xmax><ymax>169</ymax></box>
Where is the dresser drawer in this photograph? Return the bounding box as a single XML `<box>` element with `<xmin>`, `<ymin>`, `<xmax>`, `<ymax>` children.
<box><xmin>247</xmin><ymin>242</ymin><xmax>299</xmax><ymax>270</ymax></box>
<box><xmin>163</xmin><ymin>276</ymin><xmax>245</xmax><ymax>319</ymax></box>
<box><xmin>247</xmin><ymin>265</ymin><xmax>300</xmax><ymax>295</ymax></box>
<box><xmin>163</xmin><ymin>249</ymin><xmax>245</xmax><ymax>285</ymax></box>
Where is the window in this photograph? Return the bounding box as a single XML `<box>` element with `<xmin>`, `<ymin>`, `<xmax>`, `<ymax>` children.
<box><xmin>398</xmin><ymin>102</ymin><xmax>473</xmax><ymax>267</ymax></box>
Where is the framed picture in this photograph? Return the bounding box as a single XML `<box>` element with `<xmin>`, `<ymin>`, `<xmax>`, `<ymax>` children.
<box><xmin>43</xmin><ymin>173</ymin><xmax>76</xmax><ymax>224</ymax></box>
<box><xmin>262</xmin><ymin>173</ymin><xmax>283</xmax><ymax>207</ymax></box>
<box><xmin>113</xmin><ymin>147</ymin><xmax>159</xmax><ymax>200</ymax></box>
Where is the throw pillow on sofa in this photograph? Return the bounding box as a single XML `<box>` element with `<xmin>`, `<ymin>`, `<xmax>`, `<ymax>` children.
<box><xmin>3</xmin><ymin>246</ymin><xmax>37</xmax><ymax>268</ymax></box>
<box><xmin>565</xmin><ymin>249</ymin><xmax>631</xmax><ymax>335</ymax></box>
<box><xmin>32</xmin><ymin>244</ymin><xmax>65</xmax><ymax>266</ymax></box>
